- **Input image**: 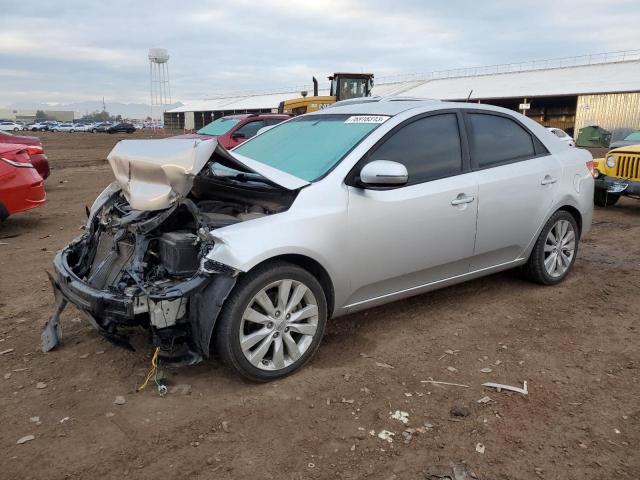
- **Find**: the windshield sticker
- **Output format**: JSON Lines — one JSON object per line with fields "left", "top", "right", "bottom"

{"left": 344, "top": 115, "right": 390, "bottom": 124}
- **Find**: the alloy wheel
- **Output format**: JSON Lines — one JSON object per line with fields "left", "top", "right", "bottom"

{"left": 543, "top": 219, "right": 575, "bottom": 278}
{"left": 239, "top": 279, "right": 319, "bottom": 371}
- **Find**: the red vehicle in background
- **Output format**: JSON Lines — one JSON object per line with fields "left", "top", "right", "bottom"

{"left": 0, "top": 131, "right": 50, "bottom": 180}
{"left": 173, "top": 113, "right": 290, "bottom": 149}
{"left": 0, "top": 143, "right": 46, "bottom": 221}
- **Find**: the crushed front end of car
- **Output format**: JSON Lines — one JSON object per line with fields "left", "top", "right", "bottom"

{"left": 42, "top": 138, "right": 298, "bottom": 364}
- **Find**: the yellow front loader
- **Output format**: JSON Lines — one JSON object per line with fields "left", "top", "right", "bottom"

{"left": 278, "top": 73, "right": 374, "bottom": 115}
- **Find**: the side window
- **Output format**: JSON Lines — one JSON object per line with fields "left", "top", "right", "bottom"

{"left": 467, "top": 113, "right": 536, "bottom": 168}
{"left": 368, "top": 113, "right": 462, "bottom": 185}
{"left": 234, "top": 120, "right": 266, "bottom": 139}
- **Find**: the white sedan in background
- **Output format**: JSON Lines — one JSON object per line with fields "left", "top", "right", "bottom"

{"left": 74, "top": 123, "right": 95, "bottom": 132}
{"left": 52, "top": 123, "right": 78, "bottom": 132}
{"left": 547, "top": 127, "right": 575, "bottom": 147}
{"left": 0, "top": 121, "right": 24, "bottom": 132}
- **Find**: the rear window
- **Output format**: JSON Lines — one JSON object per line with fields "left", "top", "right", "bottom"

{"left": 198, "top": 117, "right": 241, "bottom": 136}
{"left": 467, "top": 113, "right": 536, "bottom": 168}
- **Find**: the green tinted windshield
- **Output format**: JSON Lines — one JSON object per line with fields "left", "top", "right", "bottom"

{"left": 198, "top": 117, "right": 240, "bottom": 135}
{"left": 233, "top": 114, "right": 386, "bottom": 181}
{"left": 624, "top": 131, "right": 640, "bottom": 141}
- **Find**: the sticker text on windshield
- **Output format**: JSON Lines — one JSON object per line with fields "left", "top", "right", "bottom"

{"left": 344, "top": 115, "right": 390, "bottom": 124}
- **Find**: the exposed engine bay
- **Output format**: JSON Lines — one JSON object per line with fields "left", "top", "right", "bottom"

{"left": 42, "top": 138, "right": 299, "bottom": 364}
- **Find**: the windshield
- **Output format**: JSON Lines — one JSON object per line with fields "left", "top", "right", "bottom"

{"left": 233, "top": 114, "right": 386, "bottom": 181}
{"left": 624, "top": 131, "right": 640, "bottom": 141}
{"left": 198, "top": 117, "right": 241, "bottom": 136}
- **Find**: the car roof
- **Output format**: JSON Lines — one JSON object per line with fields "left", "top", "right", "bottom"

{"left": 313, "top": 97, "right": 441, "bottom": 116}
{"left": 312, "top": 96, "right": 544, "bottom": 121}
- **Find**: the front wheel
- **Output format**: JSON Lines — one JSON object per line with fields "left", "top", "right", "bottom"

{"left": 214, "top": 261, "right": 327, "bottom": 382}
{"left": 594, "top": 188, "right": 620, "bottom": 207}
{"left": 522, "top": 210, "right": 579, "bottom": 285}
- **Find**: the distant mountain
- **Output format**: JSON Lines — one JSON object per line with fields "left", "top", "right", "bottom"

{"left": 6, "top": 100, "right": 183, "bottom": 120}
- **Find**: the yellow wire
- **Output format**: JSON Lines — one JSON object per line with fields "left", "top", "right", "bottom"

{"left": 138, "top": 347, "right": 160, "bottom": 391}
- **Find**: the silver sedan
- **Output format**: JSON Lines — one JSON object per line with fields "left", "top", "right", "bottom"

{"left": 45, "top": 97, "right": 594, "bottom": 381}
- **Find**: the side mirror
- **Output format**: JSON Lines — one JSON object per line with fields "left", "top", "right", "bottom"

{"left": 359, "top": 160, "right": 408, "bottom": 187}
{"left": 231, "top": 131, "right": 246, "bottom": 139}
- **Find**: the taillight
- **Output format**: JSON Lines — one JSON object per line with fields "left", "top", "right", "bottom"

{"left": 586, "top": 160, "right": 595, "bottom": 177}
{"left": 26, "top": 145, "right": 43, "bottom": 155}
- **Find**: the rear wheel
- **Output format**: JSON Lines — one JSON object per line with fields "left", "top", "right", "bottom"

{"left": 215, "top": 261, "right": 327, "bottom": 382}
{"left": 523, "top": 210, "right": 579, "bottom": 285}
{"left": 594, "top": 188, "right": 620, "bottom": 207}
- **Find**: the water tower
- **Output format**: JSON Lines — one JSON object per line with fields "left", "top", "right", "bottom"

{"left": 148, "top": 48, "right": 171, "bottom": 123}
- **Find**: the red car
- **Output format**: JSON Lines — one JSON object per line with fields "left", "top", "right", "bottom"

{"left": 0, "top": 143, "right": 46, "bottom": 221}
{"left": 0, "top": 131, "right": 50, "bottom": 180}
{"left": 173, "top": 113, "right": 290, "bottom": 149}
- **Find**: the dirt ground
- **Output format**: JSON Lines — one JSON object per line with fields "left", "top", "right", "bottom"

{"left": 1, "top": 132, "right": 638, "bottom": 480}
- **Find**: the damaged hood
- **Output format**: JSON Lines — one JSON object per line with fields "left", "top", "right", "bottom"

{"left": 107, "top": 138, "right": 309, "bottom": 211}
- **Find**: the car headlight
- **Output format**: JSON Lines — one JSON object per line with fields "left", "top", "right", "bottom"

{"left": 606, "top": 155, "right": 616, "bottom": 168}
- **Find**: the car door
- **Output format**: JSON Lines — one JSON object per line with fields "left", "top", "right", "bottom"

{"left": 344, "top": 112, "right": 479, "bottom": 307}
{"left": 463, "top": 110, "right": 562, "bottom": 270}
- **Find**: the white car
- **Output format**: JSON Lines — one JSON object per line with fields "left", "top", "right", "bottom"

{"left": 0, "top": 121, "right": 24, "bottom": 132}
{"left": 74, "top": 123, "right": 95, "bottom": 132}
{"left": 52, "top": 123, "right": 78, "bottom": 132}
{"left": 547, "top": 127, "right": 575, "bottom": 147}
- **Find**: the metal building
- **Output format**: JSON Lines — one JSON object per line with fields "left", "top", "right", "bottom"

{"left": 166, "top": 50, "right": 640, "bottom": 140}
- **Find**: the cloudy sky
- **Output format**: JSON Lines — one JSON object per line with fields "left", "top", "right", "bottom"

{"left": 0, "top": 0, "right": 638, "bottom": 107}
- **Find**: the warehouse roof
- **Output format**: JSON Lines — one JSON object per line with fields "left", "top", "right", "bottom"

{"left": 167, "top": 51, "right": 640, "bottom": 114}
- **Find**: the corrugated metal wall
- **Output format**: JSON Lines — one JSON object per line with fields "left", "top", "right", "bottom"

{"left": 575, "top": 93, "right": 640, "bottom": 142}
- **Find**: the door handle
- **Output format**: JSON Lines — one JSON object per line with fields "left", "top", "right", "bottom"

{"left": 541, "top": 176, "right": 557, "bottom": 185}
{"left": 451, "top": 194, "right": 475, "bottom": 206}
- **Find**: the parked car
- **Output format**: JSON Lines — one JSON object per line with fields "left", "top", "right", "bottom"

{"left": 90, "top": 122, "right": 112, "bottom": 133}
{"left": 107, "top": 123, "right": 136, "bottom": 134}
{"left": 52, "top": 123, "right": 78, "bottom": 132}
{"left": 73, "top": 123, "right": 94, "bottom": 132}
{"left": 0, "top": 131, "right": 50, "bottom": 179}
{"left": 546, "top": 127, "right": 575, "bottom": 147}
{"left": 592, "top": 144, "right": 640, "bottom": 206}
{"left": 0, "top": 121, "right": 24, "bottom": 132}
{"left": 0, "top": 143, "right": 46, "bottom": 221}
{"left": 30, "top": 121, "right": 58, "bottom": 131}
{"left": 43, "top": 97, "right": 594, "bottom": 381}
{"left": 173, "top": 114, "right": 291, "bottom": 149}
{"left": 609, "top": 130, "right": 640, "bottom": 150}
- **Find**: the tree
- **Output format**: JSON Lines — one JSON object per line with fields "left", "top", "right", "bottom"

{"left": 35, "top": 110, "right": 53, "bottom": 121}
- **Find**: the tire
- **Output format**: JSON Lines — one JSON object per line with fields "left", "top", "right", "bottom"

{"left": 594, "top": 188, "right": 620, "bottom": 207}
{"left": 522, "top": 210, "right": 579, "bottom": 285}
{"left": 214, "top": 261, "right": 327, "bottom": 382}
{"left": 13, "top": 127, "right": 19, "bottom": 131}
{"left": 91, "top": 129, "right": 97, "bottom": 133}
